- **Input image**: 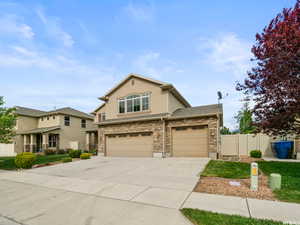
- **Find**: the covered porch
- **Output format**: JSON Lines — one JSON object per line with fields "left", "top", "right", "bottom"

{"left": 19, "top": 126, "right": 61, "bottom": 153}
{"left": 86, "top": 129, "right": 98, "bottom": 152}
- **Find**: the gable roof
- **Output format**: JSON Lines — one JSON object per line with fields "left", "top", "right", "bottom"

{"left": 96, "top": 73, "right": 191, "bottom": 110}
{"left": 15, "top": 106, "right": 46, "bottom": 117}
{"left": 15, "top": 106, "right": 93, "bottom": 120}
{"left": 40, "top": 107, "right": 93, "bottom": 120}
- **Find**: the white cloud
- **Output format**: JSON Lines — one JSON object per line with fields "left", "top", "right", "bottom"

{"left": 0, "top": 14, "right": 34, "bottom": 39}
{"left": 36, "top": 7, "right": 74, "bottom": 47}
{"left": 200, "top": 33, "right": 252, "bottom": 78}
{"left": 124, "top": 2, "right": 154, "bottom": 23}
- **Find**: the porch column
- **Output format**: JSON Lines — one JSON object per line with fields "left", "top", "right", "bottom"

{"left": 86, "top": 132, "right": 90, "bottom": 151}
{"left": 23, "top": 135, "right": 28, "bottom": 152}
{"left": 42, "top": 133, "right": 48, "bottom": 150}
{"left": 30, "top": 134, "right": 36, "bottom": 153}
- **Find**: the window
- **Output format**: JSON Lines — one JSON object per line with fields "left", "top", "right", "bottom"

{"left": 118, "top": 93, "right": 150, "bottom": 114}
{"left": 81, "top": 119, "right": 86, "bottom": 128}
{"left": 101, "top": 113, "right": 106, "bottom": 121}
{"left": 64, "top": 116, "right": 70, "bottom": 126}
{"left": 142, "top": 94, "right": 149, "bottom": 111}
{"left": 47, "top": 116, "right": 49, "bottom": 120}
{"left": 48, "top": 134, "right": 58, "bottom": 148}
{"left": 53, "top": 116, "right": 55, "bottom": 119}
{"left": 98, "top": 113, "right": 106, "bottom": 122}
{"left": 119, "top": 98, "right": 125, "bottom": 113}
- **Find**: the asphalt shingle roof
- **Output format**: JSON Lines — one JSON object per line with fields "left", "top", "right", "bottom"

{"left": 171, "top": 104, "right": 223, "bottom": 118}
{"left": 17, "top": 126, "right": 61, "bottom": 135}
{"left": 15, "top": 106, "right": 93, "bottom": 120}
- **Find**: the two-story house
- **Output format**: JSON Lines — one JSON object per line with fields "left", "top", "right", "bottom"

{"left": 87, "top": 74, "right": 223, "bottom": 158}
{"left": 14, "top": 107, "right": 94, "bottom": 153}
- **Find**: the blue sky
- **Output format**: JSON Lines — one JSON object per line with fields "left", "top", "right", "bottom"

{"left": 0, "top": 0, "right": 295, "bottom": 129}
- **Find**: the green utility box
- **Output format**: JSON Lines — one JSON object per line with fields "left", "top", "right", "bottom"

{"left": 269, "top": 173, "right": 281, "bottom": 190}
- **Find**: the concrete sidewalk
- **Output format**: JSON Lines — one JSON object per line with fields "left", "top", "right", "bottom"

{"left": 183, "top": 192, "right": 300, "bottom": 224}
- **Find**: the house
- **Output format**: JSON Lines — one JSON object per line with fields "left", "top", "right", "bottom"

{"left": 14, "top": 107, "right": 94, "bottom": 153}
{"left": 87, "top": 74, "right": 223, "bottom": 158}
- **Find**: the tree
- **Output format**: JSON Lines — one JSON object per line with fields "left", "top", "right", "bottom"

{"left": 235, "top": 102, "right": 256, "bottom": 134}
{"left": 237, "top": 1, "right": 300, "bottom": 136}
{"left": 220, "top": 126, "right": 231, "bottom": 135}
{"left": 0, "top": 97, "right": 16, "bottom": 143}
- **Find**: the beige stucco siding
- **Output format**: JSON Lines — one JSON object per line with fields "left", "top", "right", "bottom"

{"left": 59, "top": 115, "right": 93, "bottom": 149}
{"left": 95, "top": 105, "right": 106, "bottom": 123}
{"left": 38, "top": 115, "right": 60, "bottom": 128}
{"left": 168, "top": 92, "right": 186, "bottom": 113}
{"left": 16, "top": 116, "right": 38, "bottom": 132}
{"left": 103, "top": 77, "right": 168, "bottom": 120}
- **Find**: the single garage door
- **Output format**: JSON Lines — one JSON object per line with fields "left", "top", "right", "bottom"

{"left": 172, "top": 126, "right": 208, "bottom": 157}
{"left": 106, "top": 132, "right": 153, "bottom": 157}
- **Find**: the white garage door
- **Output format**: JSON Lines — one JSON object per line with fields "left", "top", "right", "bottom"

{"left": 106, "top": 132, "right": 153, "bottom": 157}
{"left": 172, "top": 126, "right": 208, "bottom": 157}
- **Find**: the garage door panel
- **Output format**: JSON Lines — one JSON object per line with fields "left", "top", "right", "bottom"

{"left": 172, "top": 127, "right": 208, "bottom": 157}
{"left": 106, "top": 134, "right": 153, "bottom": 157}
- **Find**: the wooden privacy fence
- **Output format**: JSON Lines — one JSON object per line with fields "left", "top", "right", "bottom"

{"left": 221, "top": 134, "right": 274, "bottom": 157}
{"left": 0, "top": 143, "right": 16, "bottom": 156}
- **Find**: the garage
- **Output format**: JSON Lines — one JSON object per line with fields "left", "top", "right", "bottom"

{"left": 172, "top": 126, "right": 208, "bottom": 157}
{"left": 106, "top": 132, "right": 153, "bottom": 157}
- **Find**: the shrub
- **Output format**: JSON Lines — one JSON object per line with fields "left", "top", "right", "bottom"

{"left": 14, "top": 152, "right": 36, "bottom": 169}
{"left": 80, "top": 153, "right": 91, "bottom": 160}
{"left": 69, "top": 149, "right": 82, "bottom": 158}
{"left": 57, "top": 149, "right": 66, "bottom": 154}
{"left": 44, "top": 149, "right": 56, "bottom": 155}
{"left": 250, "top": 150, "right": 262, "bottom": 158}
{"left": 89, "top": 149, "right": 97, "bottom": 155}
{"left": 62, "top": 157, "right": 72, "bottom": 163}
{"left": 0, "top": 160, "right": 4, "bottom": 167}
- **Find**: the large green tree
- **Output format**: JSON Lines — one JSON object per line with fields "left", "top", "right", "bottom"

{"left": 235, "top": 102, "right": 256, "bottom": 134}
{"left": 0, "top": 97, "right": 16, "bottom": 143}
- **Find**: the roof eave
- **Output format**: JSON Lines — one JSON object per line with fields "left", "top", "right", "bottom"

{"left": 160, "top": 84, "right": 191, "bottom": 107}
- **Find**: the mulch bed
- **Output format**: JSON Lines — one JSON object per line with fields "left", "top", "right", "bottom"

{"left": 194, "top": 175, "right": 276, "bottom": 201}
{"left": 32, "top": 158, "right": 80, "bottom": 168}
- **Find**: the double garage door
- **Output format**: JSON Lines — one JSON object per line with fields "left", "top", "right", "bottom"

{"left": 105, "top": 126, "right": 208, "bottom": 157}
{"left": 106, "top": 132, "right": 153, "bottom": 157}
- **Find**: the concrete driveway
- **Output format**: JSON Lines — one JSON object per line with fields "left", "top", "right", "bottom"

{"left": 0, "top": 157, "right": 209, "bottom": 225}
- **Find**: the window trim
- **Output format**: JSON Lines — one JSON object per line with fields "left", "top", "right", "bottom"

{"left": 64, "top": 116, "right": 70, "bottom": 126}
{"left": 48, "top": 134, "right": 58, "bottom": 148}
{"left": 118, "top": 93, "right": 150, "bottom": 114}
{"left": 81, "top": 119, "right": 86, "bottom": 128}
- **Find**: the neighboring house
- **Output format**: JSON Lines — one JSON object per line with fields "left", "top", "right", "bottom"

{"left": 14, "top": 107, "right": 94, "bottom": 153}
{"left": 87, "top": 74, "right": 223, "bottom": 158}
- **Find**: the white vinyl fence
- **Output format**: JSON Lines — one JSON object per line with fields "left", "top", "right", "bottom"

{"left": 221, "top": 134, "right": 277, "bottom": 157}
{"left": 0, "top": 143, "right": 16, "bottom": 156}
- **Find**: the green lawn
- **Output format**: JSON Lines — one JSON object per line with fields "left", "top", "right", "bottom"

{"left": 258, "top": 161, "right": 300, "bottom": 203}
{"left": 181, "top": 208, "right": 291, "bottom": 225}
{"left": 0, "top": 154, "right": 69, "bottom": 170}
{"left": 201, "top": 160, "right": 250, "bottom": 179}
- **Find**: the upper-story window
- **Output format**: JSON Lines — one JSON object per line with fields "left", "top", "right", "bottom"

{"left": 64, "top": 116, "right": 70, "bottom": 126}
{"left": 98, "top": 113, "right": 106, "bottom": 122}
{"left": 118, "top": 93, "right": 150, "bottom": 114}
{"left": 81, "top": 119, "right": 86, "bottom": 128}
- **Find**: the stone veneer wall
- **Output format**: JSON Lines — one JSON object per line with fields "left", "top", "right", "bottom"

{"left": 97, "top": 115, "right": 219, "bottom": 158}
